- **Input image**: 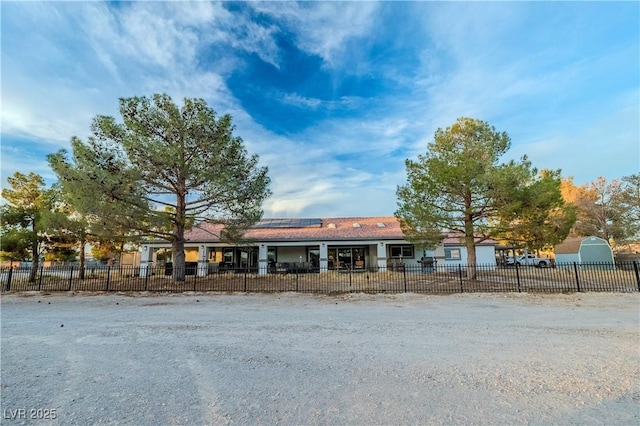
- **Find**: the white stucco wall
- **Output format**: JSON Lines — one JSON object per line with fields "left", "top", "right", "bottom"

{"left": 435, "top": 245, "right": 496, "bottom": 268}
{"left": 476, "top": 246, "right": 497, "bottom": 265}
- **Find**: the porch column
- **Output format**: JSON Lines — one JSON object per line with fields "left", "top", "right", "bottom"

{"left": 197, "top": 245, "right": 208, "bottom": 276}
{"left": 258, "top": 244, "right": 268, "bottom": 275}
{"left": 377, "top": 242, "right": 387, "bottom": 270}
{"left": 319, "top": 243, "right": 328, "bottom": 273}
{"left": 140, "top": 245, "right": 154, "bottom": 277}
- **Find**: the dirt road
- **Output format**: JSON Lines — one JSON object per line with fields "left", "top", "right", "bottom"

{"left": 1, "top": 292, "right": 638, "bottom": 425}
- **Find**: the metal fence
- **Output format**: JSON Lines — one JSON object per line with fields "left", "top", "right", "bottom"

{"left": 1, "top": 262, "right": 638, "bottom": 294}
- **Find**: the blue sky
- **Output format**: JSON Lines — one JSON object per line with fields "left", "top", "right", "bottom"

{"left": 2, "top": 1, "right": 638, "bottom": 218}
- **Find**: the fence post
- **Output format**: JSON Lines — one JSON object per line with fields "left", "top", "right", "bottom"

{"left": 403, "top": 264, "right": 407, "bottom": 293}
{"left": 144, "top": 268, "right": 149, "bottom": 291}
{"left": 633, "top": 261, "right": 640, "bottom": 292}
{"left": 106, "top": 266, "right": 111, "bottom": 291}
{"left": 68, "top": 266, "right": 74, "bottom": 291}
{"left": 244, "top": 269, "right": 248, "bottom": 292}
{"left": 296, "top": 270, "right": 299, "bottom": 292}
{"left": 573, "top": 262, "right": 581, "bottom": 292}
{"left": 458, "top": 265, "right": 464, "bottom": 293}
{"left": 6, "top": 267, "right": 13, "bottom": 291}
{"left": 38, "top": 266, "right": 43, "bottom": 291}
{"left": 515, "top": 262, "right": 521, "bottom": 293}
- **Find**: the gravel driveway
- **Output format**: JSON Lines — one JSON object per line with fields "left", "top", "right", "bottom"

{"left": 1, "top": 292, "right": 638, "bottom": 425}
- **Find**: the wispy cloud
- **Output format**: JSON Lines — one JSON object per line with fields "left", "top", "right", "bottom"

{"left": 249, "top": 2, "right": 380, "bottom": 67}
{"left": 1, "top": 1, "right": 637, "bottom": 218}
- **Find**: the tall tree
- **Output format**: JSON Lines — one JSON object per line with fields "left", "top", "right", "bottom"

{"left": 43, "top": 182, "right": 138, "bottom": 279}
{"left": 0, "top": 228, "right": 30, "bottom": 264}
{"left": 619, "top": 174, "right": 640, "bottom": 247}
{"left": 499, "top": 169, "right": 576, "bottom": 250}
{"left": 562, "top": 176, "right": 635, "bottom": 246}
{"left": 396, "top": 117, "right": 574, "bottom": 278}
{"left": 49, "top": 94, "right": 271, "bottom": 281}
{"left": 587, "top": 177, "right": 626, "bottom": 243}
{"left": 0, "top": 172, "right": 60, "bottom": 281}
{"left": 42, "top": 206, "right": 91, "bottom": 278}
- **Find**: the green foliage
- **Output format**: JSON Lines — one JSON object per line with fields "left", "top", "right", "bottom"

{"left": 0, "top": 227, "right": 30, "bottom": 261}
{"left": 49, "top": 94, "right": 271, "bottom": 281}
{"left": 499, "top": 169, "right": 576, "bottom": 250}
{"left": 0, "top": 172, "right": 60, "bottom": 280}
{"left": 396, "top": 117, "right": 574, "bottom": 272}
{"left": 90, "top": 241, "right": 123, "bottom": 262}
{"left": 44, "top": 245, "right": 77, "bottom": 262}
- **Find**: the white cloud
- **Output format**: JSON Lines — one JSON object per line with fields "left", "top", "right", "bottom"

{"left": 249, "top": 2, "right": 379, "bottom": 67}
{"left": 1, "top": 2, "right": 240, "bottom": 145}
{"left": 1, "top": 1, "right": 637, "bottom": 218}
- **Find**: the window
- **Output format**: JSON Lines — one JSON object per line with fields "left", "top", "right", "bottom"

{"left": 308, "top": 248, "right": 320, "bottom": 268}
{"left": 444, "top": 248, "right": 461, "bottom": 260}
{"left": 267, "top": 247, "right": 277, "bottom": 263}
{"left": 390, "top": 245, "right": 413, "bottom": 258}
{"left": 222, "top": 248, "right": 234, "bottom": 264}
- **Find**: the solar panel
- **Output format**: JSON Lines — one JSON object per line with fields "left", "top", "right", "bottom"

{"left": 254, "top": 218, "right": 322, "bottom": 228}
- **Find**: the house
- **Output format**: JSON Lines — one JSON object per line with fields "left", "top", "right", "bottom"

{"left": 139, "top": 217, "right": 497, "bottom": 276}
{"left": 554, "top": 236, "right": 615, "bottom": 267}
{"left": 431, "top": 233, "right": 499, "bottom": 267}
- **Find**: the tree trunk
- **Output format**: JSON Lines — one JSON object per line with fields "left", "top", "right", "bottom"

{"left": 464, "top": 192, "right": 477, "bottom": 281}
{"left": 465, "top": 237, "right": 477, "bottom": 281}
{"left": 79, "top": 240, "right": 86, "bottom": 280}
{"left": 28, "top": 239, "right": 39, "bottom": 283}
{"left": 172, "top": 190, "right": 187, "bottom": 282}
{"left": 172, "top": 238, "right": 186, "bottom": 282}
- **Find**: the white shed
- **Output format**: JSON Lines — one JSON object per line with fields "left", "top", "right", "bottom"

{"left": 554, "top": 236, "right": 615, "bottom": 267}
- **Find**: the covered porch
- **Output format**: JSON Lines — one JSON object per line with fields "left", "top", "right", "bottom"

{"left": 138, "top": 239, "right": 416, "bottom": 276}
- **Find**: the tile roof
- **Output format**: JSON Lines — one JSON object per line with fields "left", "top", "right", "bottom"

{"left": 184, "top": 216, "right": 405, "bottom": 242}
{"left": 182, "top": 217, "right": 497, "bottom": 245}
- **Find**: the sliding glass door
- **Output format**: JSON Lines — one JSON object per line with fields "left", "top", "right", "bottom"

{"left": 327, "top": 247, "right": 367, "bottom": 269}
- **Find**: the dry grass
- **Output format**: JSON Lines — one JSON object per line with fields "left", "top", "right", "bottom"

{"left": 1, "top": 267, "right": 637, "bottom": 294}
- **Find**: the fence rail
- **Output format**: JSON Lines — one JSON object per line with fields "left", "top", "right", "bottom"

{"left": 1, "top": 262, "right": 639, "bottom": 294}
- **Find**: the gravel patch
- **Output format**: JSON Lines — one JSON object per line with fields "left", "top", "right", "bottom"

{"left": 1, "top": 292, "right": 639, "bottom": 425}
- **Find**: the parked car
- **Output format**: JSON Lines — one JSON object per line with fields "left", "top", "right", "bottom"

{"left": 505, "top": 254, "right": 551, "bottom": 267}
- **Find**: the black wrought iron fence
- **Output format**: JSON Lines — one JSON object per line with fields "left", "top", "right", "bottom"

{"left": 1, "top": 261, "right": 638, "bottom": 294}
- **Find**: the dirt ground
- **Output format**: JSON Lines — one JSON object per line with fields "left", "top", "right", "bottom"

{"left": 1, "top": 291, "right": 639, "bottom": 425}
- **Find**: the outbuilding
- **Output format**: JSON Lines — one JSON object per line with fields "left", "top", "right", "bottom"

{"left": 554, "top": 236, "right": 615, "bottom": 267}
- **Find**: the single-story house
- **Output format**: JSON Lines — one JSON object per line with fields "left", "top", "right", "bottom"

{"left": 139, "top": 217, "right": 497, "bottom": 276}
{"left": 554, "top": 236, "right": 615, "bottom": 267}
